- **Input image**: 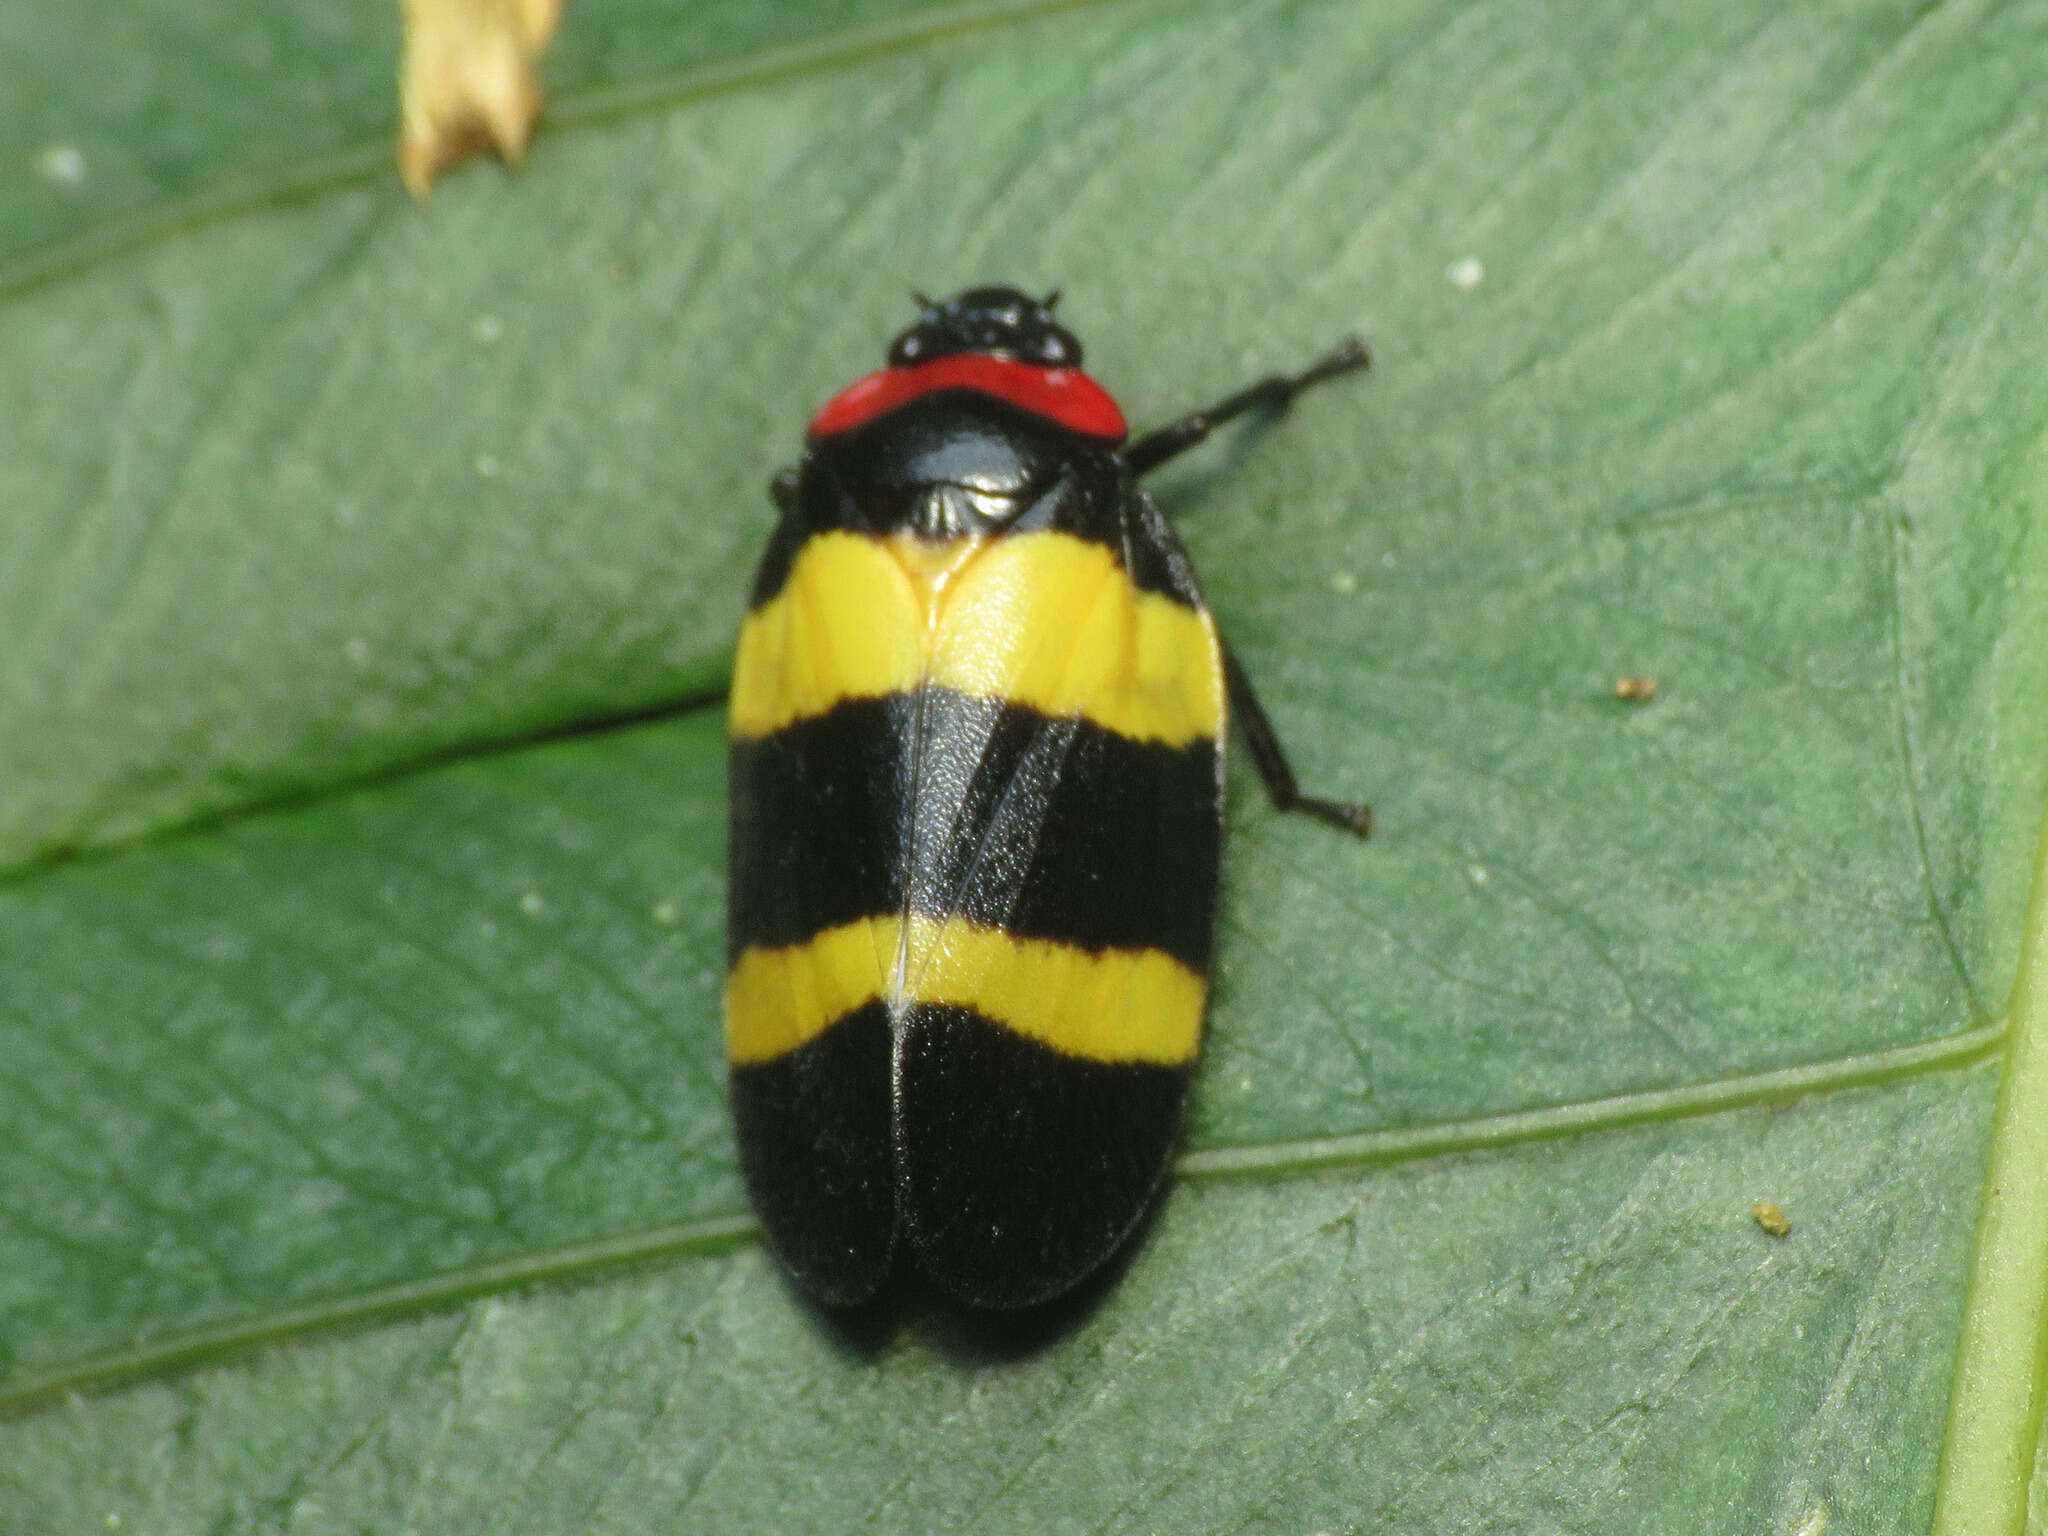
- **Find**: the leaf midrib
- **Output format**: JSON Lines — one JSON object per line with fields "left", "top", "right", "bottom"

{"left": 1933, "top": 793, "right": 2048, "bottom": 1535}
{"left": 0, "top": 1017, "right": 2002, "bottom": 1419}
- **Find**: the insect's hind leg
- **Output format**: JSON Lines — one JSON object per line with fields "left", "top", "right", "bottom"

{"left": 1127, "top": 336, "right": 1370, "bottom": 477}
{"left": 1224, "top": 646, "right": 1373, "bottom": 839}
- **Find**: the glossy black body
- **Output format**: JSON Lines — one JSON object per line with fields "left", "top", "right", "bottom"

{"left": 727, "top": 287, "right": 1372, "bottom": 1311}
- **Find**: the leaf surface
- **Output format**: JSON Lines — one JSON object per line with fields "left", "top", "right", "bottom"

{"left": 5, "top": 0, "right": 2048, "bottom": 1530}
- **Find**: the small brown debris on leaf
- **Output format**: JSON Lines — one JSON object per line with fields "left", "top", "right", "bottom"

{"left": 1751, "top": 1198, "right": 1791, "bottom": 1238}
{"left": 397, "top": 0, "right": 563, "bottom": 198}
{"left": 1613, "top": 675, "right": 1658, "bottom": 702}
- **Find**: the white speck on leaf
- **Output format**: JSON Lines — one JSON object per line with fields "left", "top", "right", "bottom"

{"left": 1446, "top": 255, "right": 1485, "bottom": 290}
{"left": 33, "top": 143, "right": 87, "bottom": 187}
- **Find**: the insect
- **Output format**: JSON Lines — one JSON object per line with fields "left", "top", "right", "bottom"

{"left": 726, "top": 286, "right": 1373, "bottom": 1309}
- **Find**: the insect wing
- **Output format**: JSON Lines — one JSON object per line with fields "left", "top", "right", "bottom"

{"left": 893, "top": 493, "right": 1225, "bottom": 1307}
{"left": 725, "top": 533, "right": 921, "bottom": 1305}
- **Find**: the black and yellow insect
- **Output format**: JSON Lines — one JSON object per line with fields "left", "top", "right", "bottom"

{"left": 727, "top": 286, "right": 1372, "bottom": 1309}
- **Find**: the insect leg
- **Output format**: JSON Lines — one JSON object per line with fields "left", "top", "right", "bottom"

{"left": 1223, "top": 645, "right": 1373, "bottom": 839}
{"left": 1127, "top": 336, "right": 1370, "bottom": 477}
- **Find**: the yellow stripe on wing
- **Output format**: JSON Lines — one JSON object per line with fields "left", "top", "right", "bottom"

{"left": 932, "top": 531, "right": 1223, "bottom": 747}
{"left": 729, "top": 531, "right": 1223, "bottom": 746}
{"left": 903, "top": 915, "right": 1205, "bottom": 1066}
{"left": 724, "top": 914, "right": 901, "bottom": 1067}
{"left": 729, "top": 532, "right": 927, "bottom": 740}
{"left": 725, "top": 914, "right": 1205, "bottom": 1068}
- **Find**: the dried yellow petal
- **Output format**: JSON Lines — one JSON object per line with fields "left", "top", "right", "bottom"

{"left": 397, "top": 0, "right": 563, "bottom": 198}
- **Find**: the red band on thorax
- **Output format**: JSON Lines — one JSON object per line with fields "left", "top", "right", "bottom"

{"left": 807, "top": 354, "right": 1128, "bottom": 441}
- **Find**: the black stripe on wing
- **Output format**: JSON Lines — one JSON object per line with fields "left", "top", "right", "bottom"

{"left": 905, "top": 690, "right": 1221, "bottom": 971}
{"left": 897, "top": 1002, "right": 1189, "bottom": 1308}
{"left": 729, "top": 690, "right": 1220, "bottom": 970}
{"left": 727, "top": 697, "right": 910, "bottom": 963}
{"left": 728, "top": 999, "right": 897, "bottom": 1306}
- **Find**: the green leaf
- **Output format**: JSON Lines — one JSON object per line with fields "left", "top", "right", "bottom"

{"left": 5, "top": 0, "right": 2048, "bottom": 1529}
